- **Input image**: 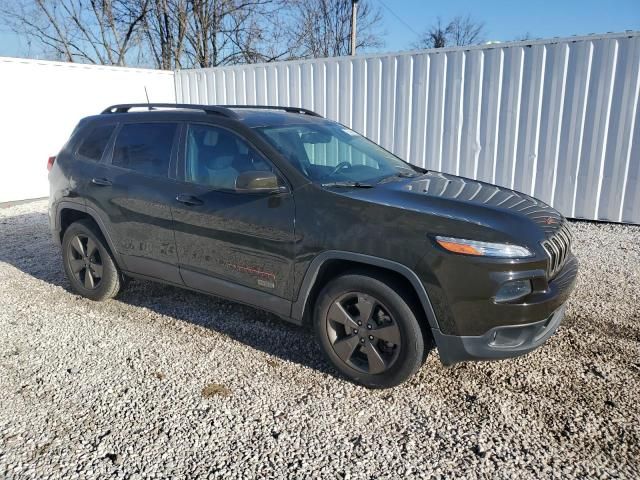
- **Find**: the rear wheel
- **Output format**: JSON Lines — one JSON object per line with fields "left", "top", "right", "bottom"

{"left": 62, "top": 220, "right": 121, "bottom": 301}
{"left": 314, "top": 273, "right": 426, "bottom": 388}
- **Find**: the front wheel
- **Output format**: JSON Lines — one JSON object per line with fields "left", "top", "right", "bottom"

{"left": 314, "top": 273, "right": 426, "bottom": 388}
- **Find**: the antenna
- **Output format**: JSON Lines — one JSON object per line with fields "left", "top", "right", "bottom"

{"left": 144, "top": 86, "right": 151, "bottom": 110}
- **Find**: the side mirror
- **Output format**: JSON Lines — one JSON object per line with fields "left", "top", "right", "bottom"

{"left": 235, "top": 171, "right": 284, "bottom": 193}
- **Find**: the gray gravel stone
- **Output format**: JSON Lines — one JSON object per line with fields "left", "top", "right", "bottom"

{"left": 0, "top": 199, "right": 639, "bottom": 479}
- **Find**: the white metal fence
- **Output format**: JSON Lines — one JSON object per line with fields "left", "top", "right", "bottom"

{"left": 2, "top": 33, "right": 639, "bottom": 224}
{"left": 175, "top": 32, "right": 640, "bottom": 224}
{"left": 0, "top": 57, "right": 175, "bottom": 203}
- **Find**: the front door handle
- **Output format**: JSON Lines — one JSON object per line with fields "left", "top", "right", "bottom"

{"left": 176, "top": 194, "right": 203, "bottom": 206}
{"left": 91, "top": 178, "right": 112, "bottom": 186}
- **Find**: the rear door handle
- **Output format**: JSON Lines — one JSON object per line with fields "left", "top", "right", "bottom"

{"left": 91, "top": 178, "right": 112, "bottom": 186}
{"left": 175, "top": 193, "right": 203, "bottom": 206}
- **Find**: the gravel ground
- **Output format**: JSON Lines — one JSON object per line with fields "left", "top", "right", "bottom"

{"left": 0, "top": 199, "right": 639, "bottom": 479}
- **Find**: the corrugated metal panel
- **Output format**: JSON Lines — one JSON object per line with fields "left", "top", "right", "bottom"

{"left": 175, "top": 32, "right": 640, "bottom": 224}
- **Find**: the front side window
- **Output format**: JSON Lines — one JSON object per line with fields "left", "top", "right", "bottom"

{"left": 256, "top": 121, "right": 420, "bottom": 184}
{"left": 185, "top": 124, "right": 273, "bottom": 190}
{"left": 254, "top": 122, "right": 420, "bottom": 185}
{"left": 76, "top": 124, "right": 115, "bottom": 161}
{"left": 112, "top": 123, "right": 177, "bottom": 177}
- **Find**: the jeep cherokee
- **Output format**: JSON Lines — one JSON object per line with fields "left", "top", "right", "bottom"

{"left": 48, "top": 103, "right": 578, "bottom": 388}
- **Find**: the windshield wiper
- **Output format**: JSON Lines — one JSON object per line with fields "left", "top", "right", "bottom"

{"left": 321, "top": 181, "right": 374, "bottom": 188}
{"left": 376, "top": 171, "right": 421, "bottom": 184}
{"left": 396, "top": 170, "right": 421, "bottom": 177}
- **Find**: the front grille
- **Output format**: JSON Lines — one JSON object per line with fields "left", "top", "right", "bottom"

{"left": 541, "top": 223, "right": 572, "bottom": 279}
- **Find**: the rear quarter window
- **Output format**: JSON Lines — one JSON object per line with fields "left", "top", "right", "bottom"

{"left": 76, "top": 124, "right": 116, "bottom": 161}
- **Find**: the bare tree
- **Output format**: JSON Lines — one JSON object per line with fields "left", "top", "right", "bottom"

{"left": 224, "top": 2, "right": 293, "bottom": 64}
{"left": 1, "top": 0, "right": 149, "bottom": 65}
{"left": 414, "top": 14, "right": 485, "bottom": 49}
{"left": 447, "top": 15, "right": 484, "bottom": 46}
{"left": 288, "top": 0, "right": 384, "bottom": 58}
{"left": 183, "top": 0, "right": 288, "bottom": 68}
{"left": 1, "top": 0, "right": 384, "bottom": 67}
{"left": 141, "top": 0, "right": 188, "bottom": 69}
{"left": 138, "top": 0, "right": 291, "bottom": 69}
{"left": 414, "top": 17, "right": 449, "bottom": 49}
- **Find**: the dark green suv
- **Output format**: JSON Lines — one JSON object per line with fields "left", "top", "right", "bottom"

{"left": 48, "top": 104, "right": 578, "bottom": 388}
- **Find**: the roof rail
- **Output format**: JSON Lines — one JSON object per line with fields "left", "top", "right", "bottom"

{"left": 222, "top": 105, "right": 323, "bottom": 117}
{"left": 101, "top": 103, "right": 239, "bottom": 118}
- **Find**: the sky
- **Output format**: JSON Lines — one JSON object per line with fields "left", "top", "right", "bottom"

{"left": 0, "top": 0, "right": 639, "bottom": 60}
{"left": 376, "top": 0, "right": 640, "bottom": 53}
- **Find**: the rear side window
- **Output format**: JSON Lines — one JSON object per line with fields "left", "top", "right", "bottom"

{"left": 112, "top": 123, "right": 177, "bottom": 177}
{"left": 76, "top": 124, "right": 115, "bottom": 161}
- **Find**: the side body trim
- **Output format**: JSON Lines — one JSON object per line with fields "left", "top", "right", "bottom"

{"left": 180, "top": 269, "right": 292, "bottom": 318}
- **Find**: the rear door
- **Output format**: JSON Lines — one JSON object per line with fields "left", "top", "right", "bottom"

{"left": 86, "top": 121, "right": 183, "bottom": 284}
{"left": 170, "top": 122, "right": 296, "bottom": 316}
{"left": 68, "top": 121, "right": 118, "bottom": 209}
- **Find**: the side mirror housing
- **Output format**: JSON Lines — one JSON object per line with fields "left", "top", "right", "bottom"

{"left": 235, "top": 171, "right": 284, "bottom": 193}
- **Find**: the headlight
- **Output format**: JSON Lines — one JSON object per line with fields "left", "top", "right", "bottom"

{"left": 435, "top": 236, "right": 533, "bottom": 258}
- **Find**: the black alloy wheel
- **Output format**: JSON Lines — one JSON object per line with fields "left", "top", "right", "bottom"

{"left": 314, "top": 273, "right": 427, "bottom": 388}
{"left": 325, "top": 292, "right": 402, "bottom": 374}
{"left": 62, "top": 220, "right": 122, "bottom": 301}
{"left": 67, "top": 234, "right": 103, "bottom": 290}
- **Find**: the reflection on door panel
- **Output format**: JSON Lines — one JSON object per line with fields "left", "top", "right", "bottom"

{"left": 110, "top": 194, "right": 176, "bottom": 260}
{"left": 173, "top": 185, "right": 296, "bottom": 298}
{"left": 104, "top": 122, "right": 181, "bottom": 281}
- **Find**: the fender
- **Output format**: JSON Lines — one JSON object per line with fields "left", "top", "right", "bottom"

{"left": 290, "top": 250, "right": 439, "bottom": 330}
{"left": 54, "top": 200, "right": 126, "bottom": 270}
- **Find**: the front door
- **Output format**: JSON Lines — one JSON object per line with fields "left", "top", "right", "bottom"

{"left": 171, "top": 122, "right": 296, "bottom": 316}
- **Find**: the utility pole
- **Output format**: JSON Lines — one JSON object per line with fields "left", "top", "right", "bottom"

{"left": 350, "top": 0, "right": 359, "bottom": 56}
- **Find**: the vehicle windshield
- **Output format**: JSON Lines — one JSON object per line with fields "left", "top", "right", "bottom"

{"left": 254, "top": 122, "right": 421, "bottom": 185}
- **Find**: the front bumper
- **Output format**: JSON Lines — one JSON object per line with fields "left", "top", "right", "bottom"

{"left": 433, "top": 305, "right": 565, "bottom": 365}
{"left": 429, "top": 254, "right": 578, "bottom": 365}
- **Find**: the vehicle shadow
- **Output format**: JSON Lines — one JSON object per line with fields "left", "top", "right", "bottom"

{"left": 0, "top": 209, "right": 334, "bottom": 378}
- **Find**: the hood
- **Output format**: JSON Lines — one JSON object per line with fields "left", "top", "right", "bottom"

{"left": 337, "top": 171, "right": 565, "bottom": 242}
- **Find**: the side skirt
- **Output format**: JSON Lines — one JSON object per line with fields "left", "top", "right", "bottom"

{"left": 122, "top": 269, "right": 296, "bottom": 324}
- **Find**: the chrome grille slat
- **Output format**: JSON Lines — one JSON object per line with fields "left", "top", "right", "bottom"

{"left": 557, "top": 228, "right": 569, "bottom": 245}
{"left": 552, "top": 237, "right": 564, "bottom": 266}
{"left": 550, "top": 239, "right": 561, "bottom": 272}
{"left": 541, "top": 222, "right": 572, "bottom": 279}
{"left": 559, "top": 228, "right": 571, "bottom": 250}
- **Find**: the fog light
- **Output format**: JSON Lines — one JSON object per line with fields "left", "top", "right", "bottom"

{"left": 495, "top": 279, "right": 532, "bottom": 303}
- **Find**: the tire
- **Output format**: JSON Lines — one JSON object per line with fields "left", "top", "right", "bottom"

{"left": 314, "top": 272, "right": 426, "bottom": 388}
{"left": 62, "top": 219, "right": 121, "bottom": 301}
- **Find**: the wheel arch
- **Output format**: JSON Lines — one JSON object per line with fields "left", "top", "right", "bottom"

{"left": 56, "top": 202, "right": 123, "bottom": 268}
{"left": 292, "top": 251, "right": 439, "bottom": 331}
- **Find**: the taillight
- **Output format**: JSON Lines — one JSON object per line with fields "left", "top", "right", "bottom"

{"left": 47, "top": 156, "right": 56, "bottom": 171}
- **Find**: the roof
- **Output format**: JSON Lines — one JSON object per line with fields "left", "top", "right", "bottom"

{"left": 229, "top": 107, "right": 330, "bottom": 127}
{"left": 99, "top": 103, "right": 328, "bottom": 127}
